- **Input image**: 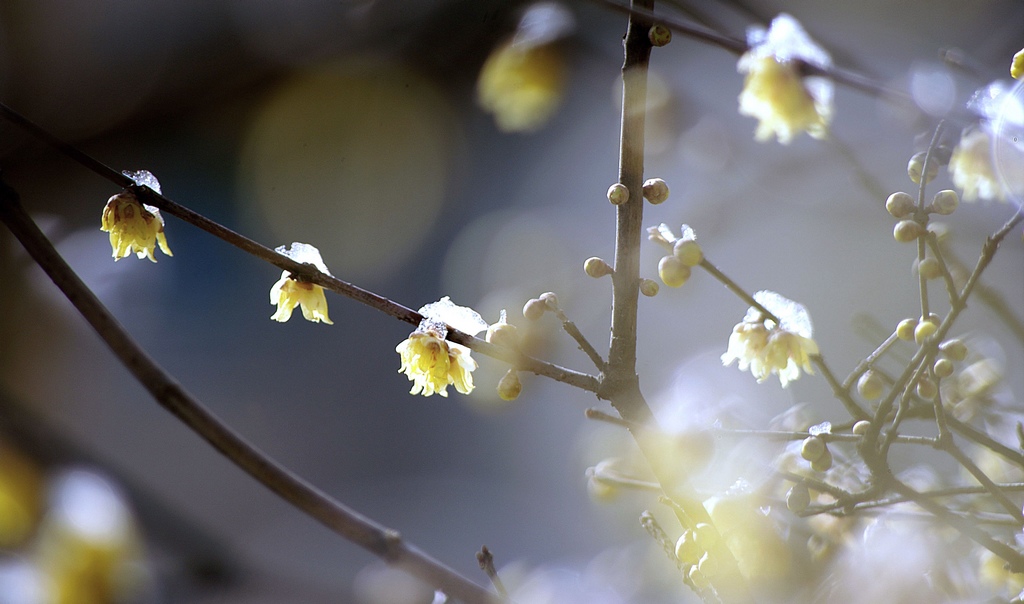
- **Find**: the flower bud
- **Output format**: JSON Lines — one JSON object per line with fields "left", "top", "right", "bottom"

{"left": 674, "top": 530, "right": 701, "bottom": 565}
{"left": 917, "top": 257, "right": 942, "bottom": 280}
{"left": 933, "top": 358, "right": 954, "bottom": 378}
{"left": 648, "top": 25, "right": 672, "bottom": 47}
{"left": 939, "top": 338, "right": 968, "bottom": 361}
{"left": 523, "top": 298, "right": 546, "bottom": 320}
{"left": 584, "top": 256, "right": 613, "bottom": 278}
{"left": 852, "top": 420, "right": 872, "bottom": 436}
{"left": 914, "top": 318, "right": 938, "bottom": 344}
{"left": 896, "top": 318, "right": 918, "bottom": 341}
{"left": 673, "top": 239, "right": 703, "bottom": 267}
{"left": 916, "top": 377, "right": 937, "bottom": 400}
{"left": 658, "top": 255, "right": 691, "bottom": 287}
{"left": 639, "top": 278, "right": 660, "bottom": 297}
{"left": 929, "top": 189, "right": 959, "bottom": 215}
{"left": 810, "top": 447, "right": 833, "bottom": 472}
{"left": 642, "top": 178, "right": 669, "bottom": 204}
{"left": 697, "top": 552, "right": 721, "bottom": 580}
{"left": 539, "top": 292, "right": 559, "bottom": 311}
{"left": 907, "top": 151, "right": 939, "bottom": 184}
{"left": 800, "top": 436, "right": 826, "bottom": 462}
{"left": 894, "top": 220, "right": 925, "bottom": 242}
{"left": 693, "top": 522, "right": 720, "bottom": 549}
{"left": 486, "top": 321, "right": 519, "bottom": 349}
{"left": 688, "top": 565, "right": 710, "bottom": 589}
{"left": 496, "top": 368, "right": 522, "bottom": 401}
{"left": 786, "top": 484, "right": 811, "bottom": 513}
{"left": 857, "top": 370, "right": 884, "bottom": 400}
{"left": 885, "top": 192, "right": 916, "bottom": 218}
{"left": 607, "top": 183, "right": 629, "bottom": 205}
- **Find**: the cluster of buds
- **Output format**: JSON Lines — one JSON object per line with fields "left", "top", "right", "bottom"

{"left": 647, "top": 223, "right": 703, "bottom": 288}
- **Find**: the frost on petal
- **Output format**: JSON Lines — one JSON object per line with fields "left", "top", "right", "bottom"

{"left": 745, "top": 13, "right": 831, "bottom": 69}
{"left": 419, "top": 296, "right": 487, "bottom": 336}
{"left": 647, "top": 223, "right": 677, "bottom": 250}
{"left": 512, "top": 2, "right": 575, "bottom": 49}
{"left": 808, "top": 421, "right": 832, "bottom": 436}
{"left": 275, "top": 242, "right": 332, "bottom": 275}
{"left": 122, "top": 170, "right": 162, "bottom": 195}
{"left": 679, "top": 224, "right": 697, "bottom": 242}
{"left": 753, "top": 290, "right": 813, "bottom": 339}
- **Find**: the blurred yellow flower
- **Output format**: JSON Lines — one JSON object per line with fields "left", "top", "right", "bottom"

{"left": 99, "top": 190, "right": 172, "bottom": 262}
{"left": 269, "top": 242, "right": 333, "bottom": 324}
{"left": 477, "top": 39, "right": 566, "bottom": 133}
{"left": 722, "top": 291, "right": 818, "bottom": 387}
{"left": 949, "top": 128, "right": 1010, "bottom": 202}
{"left": 1011, "top": 48, "right": 1023, "bottom": 80}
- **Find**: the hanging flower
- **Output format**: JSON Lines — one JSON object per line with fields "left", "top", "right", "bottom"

{"left": 722, "top": 291, "right": 818, "bottom": 387}
{"left": 737, "top": 14, "right": 833, "bottom": 144}
{"left": 100, "top": 190, "right": 172, "bottom": 262}
{"left": 397, "top": 297, "right": 487, "bottom": 397}
{"left": 1011, "top": 48, "right": 1023, "bottom": 80}
{"left": 269, "top": 243, "right": 333, "bottom": 324}
{"left": 950, "top": 82, "right": 1024, "bottom": 203}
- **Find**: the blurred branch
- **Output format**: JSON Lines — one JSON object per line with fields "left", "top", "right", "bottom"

{"left": 0, "top": 183, "right": 498, "bottom": 604}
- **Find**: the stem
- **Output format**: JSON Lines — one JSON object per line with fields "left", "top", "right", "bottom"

{"left": 552, "top": 307, "right": 606, "bottom": 371}
{"left": 0, "top": 184, "right": 497, "bottom": 604}
{"left": 698, "top": 258, "right": 779, "bottom": 324}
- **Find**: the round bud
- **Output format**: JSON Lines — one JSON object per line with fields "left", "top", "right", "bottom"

{"left": 894, "top": 220, "right": 925, "bottom": 243}
{"left": 648, "top": 25, "right": 672, "bottom": 47}
{"left": 939, "top": 338, "right": 967, "bottom": 361}
{"left": 674, "top": 530, "right": 701, "bottom": 565}
{"left": 907, "top": 151, "right": 939, "bottom": 184}
{"left": 885, "top": 192, "right": 916, "bottom": 219}
{"left": 786, "top": 484, "right": 811, "bottom": 514}
{"left": 918, "top": 257, "right": 942, "bottom": 280}
{"left": 933, "top": 358, "right": 954, "bottom": 378}
{"left": 642, "top": 178, "right": 670, "bottom": 204}
{"left": 697, "top": 552, "right": 721, "bottom": 580}
{"left": 800, "top": 436, "right": 826, "bottom": 462}
{"left": 496, "top": 369, "right": 522, "bottom": 401}
{"left": 896, "top": 318, "right": 918, "bottom": 341}
{"left": 852, "top": 420, "right": 872, "bottom": 436}
{"left": 692, "top": 523, "right": 720, "bottom": 549}
{"left": 857, "top": 370, "right": 884, "bottom": 400}
{"left": 916, "top": 377, "right": 937, "bottom": 400}
{"left": 486, "top": 322, "right": 519, "bottom": 349}
{"left": 810, "top": 447, "right": 833, "bottom": 472}
{"left": 539, "top": 292, "right": 559, "bottom": 311}
{"left": 688, "top": 565, "right": 709, "bottom": 589}
{"left": 914, "top": 318, "right": 938, "bottom": 344}
{"left": 639, "top": 278, "right": 660, "bottom": 297}
{"left": 930, "top": 189, "right": 959, "bottom": 215}
{"left": 607, "top": 183, "right": 629, "bottom": 205}
{"left": 523, "top": 298, "right": 546, "bottom": 321}
{"left": 673, "top": 239, "right": 704, "bottom": 267}
{"left": 584, "top": 256, "right": 613, "bottom": 278}
{"left": 658, "top": 255, "right": 691, "bottom": 288}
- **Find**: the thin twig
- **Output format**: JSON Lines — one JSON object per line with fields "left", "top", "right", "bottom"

{"left": 811, "top": 354, "right": 870, "bottom": 421}
{"left": 0, "top": 184, "right": 497, "bottom": 604}
{"left": 698, "top": 258, "right": 779, "bottom": 324}
{"left": 552, "top": 307, "right": 607, "bottom": 371}
{"left": 585, "top": 407, "right": 639, "bottom": 430}
{"left": 841, "top": 330, "right": 900, "bottom": 391}
{"left": 475, "top": 546, "right": 508, "bottom": 599}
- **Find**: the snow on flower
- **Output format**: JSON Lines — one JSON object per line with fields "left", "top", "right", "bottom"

{"left": 397, "top": 297, "right": 487, "bottom": 397}
{"left": 100, "top": 190, "right": 172, "bottom": 262}
{"left": 269, "top": 242, "right": 333, "bottom": 324}
{"left": 722, "top": 290, "right": 818, "bottom": 387}
{"left": 949, "top": 82, "right": 1024, "bottom": 203}
{"left": 737, "top": 14, "right": 833, "bottom": 144}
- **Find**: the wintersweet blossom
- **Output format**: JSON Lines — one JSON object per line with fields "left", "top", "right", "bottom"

{"left": 722, "top": 291, "right": 818, "bottom": 387}
{"left": 396, "top": 297, "right": 487, "bottom": 397}
{"left": 100, "top": 191, "right": 172, "bottom": 262}
{"left": 949, "top": 127, "right": 1020, "bottom": 202}
{"left": 269, "top": 243, "right": 333, "bottom": 324}
{"left": 737, "top": 14, "right": 833, "bottom": 144}
{"left": 1012, "top": 48, "right": 1023, "bottom": 80}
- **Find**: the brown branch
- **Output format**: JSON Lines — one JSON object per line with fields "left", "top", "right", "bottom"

{"left": 0, "top": 183, "right": 498, "bottom": 604}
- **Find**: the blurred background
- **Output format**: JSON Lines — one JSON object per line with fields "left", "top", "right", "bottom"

{"left": 0, "top": 0, "right": 1021, "bottom": 602}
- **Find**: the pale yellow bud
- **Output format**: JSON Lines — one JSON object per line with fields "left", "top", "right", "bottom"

{"left": 539, "top": 291, "right": 559, "bottom": 311}
{"left": 658, "top": 255, "right": 691, "bottom": 287}
{"left": 687, "top": 565, "right": 710, "bottom": 589}
{"left": 810, "top": 447, "right": 833, "bottom": 472}
{"left": 642, "top": 178, "right": 670, "bottom": 204}
{"left": 786, "top": 484, "right": 810, "bottom": 513}
{"left": 496, "top": 369, "right": 522, "bottom": 401}
{"left": 933, "top": 358, "right": 954, "bottom": 378}
{"left": 908, "top": 151, "right": 939, "bottom": 184}
{"left": 693, "top": 522, "right": 720, "bottom": 549}
{"left": 639, "top": 278, "right": 660, "bottom": 297}
{"left": 584, "top": 256, "right": 613, "bottom": 278}
{"left": 523, "top": 298, "right": 546, "bottom": 320}
{"left": 800, "top": 436, "right": 826, "bottom": 462}
{"left": 939, "top": 338, "right": 967, "bottom": 361}
{"left": 852, "top": 420, "right": 872, "bottom": 436}
{"left": 885, "top": 192, "right": 916, "bottom": 218}
{"left": 607, "top": 183, "right": 629, "bottom": 205}
{"left": 857, "top": 370, "right": 884, "bottom": 400}
{"left": 917, "top": 257, "right": 942, "bottom": 280}
{"left": 486, "top": 322, "right": 519, "bottom": 349}
{"left": 674, "top": 530, "right": 701, "bottom": 565}
{"left": 894, "top": 220, "right": 925, "bottom": 242}
{"left": 896, "top": 318, "right": 918, "bottom": 341}
{"left": 914, "top": 318, "right": 938, "bottom": 344}
{"left": 916, "top": 377, "right": 937, "bottom": 400}
{"left": 648, "top": 25, "right": 672, "bottom": 47}
{"left": 929, "top": 189, "right": 959, "bottom": 215}
{"left": 697, "top": 552, "right": 722, "bottom": 580}
{"left": 673, "top": 239, "right": 703, "bottom": 267}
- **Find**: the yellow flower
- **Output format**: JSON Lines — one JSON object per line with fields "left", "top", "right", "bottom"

{"left": 722, "top": 291, "right": 818, "bottom": 387}
{"left": 1011, "top": 48, "right": 1024, "bottom": 80}
{"left": 737, "top": 14, "right": 832, "bottom": 144}
{"left": 269, "top": 242, "right": 333, "bottom": 324}
{"left": 99, "top": 191, "right": 172, "bottom": 262}
{"left": 396, "top": 297, "right": 486, "bottom": 397}
{"left": 949, "top": 128, "right": 1015, "bottom": 202}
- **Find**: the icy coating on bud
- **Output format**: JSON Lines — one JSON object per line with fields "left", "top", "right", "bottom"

{"left": 606, "top": 182, "right": 629, "bottom": 205}
{"left": 496, "top": 368, "right": 522, "bottom": 401}
{"left": 721, "top": 290, "right": 818, "bottom": 387}
{"left": 269, "top": 243, "right": 334, "bottom": 324}
{"left": 737, "top": 14, "right": 833, "bottom": 144}
{"left": 885, "top": 192, "right": 916, "bottom": 219}
{"left": 100, "top": 190, "right": 173, "bottom": 262}
{"left": 584, "top": 257, "right": 613, "bottom": 278}
{"left": 642, "top": 178, "right": 670, "bottom": 204}
{"left": 396, "top": 297, "right": 485, "bottom": 397}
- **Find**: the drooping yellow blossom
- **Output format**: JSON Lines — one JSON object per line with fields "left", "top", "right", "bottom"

{"left": 477, "top": 3, "right": 571, "bottom": 132}
{"left": 99, "top": 191, "right": 172, "bottom": 262}
{"left": 269, "top": 242, "right": 333, "bottom": 324}
{"left": 1011, "top": 48, "right": 1024, "bottom": 80}
{"left": 396, "top": 297, "right": 487, "bottom": 398}
{"left": 737, "top": 13, "right": 833, "bottom": 144}
{"left": 949, "top": 128, "right": 1016, "bottom": 202}
{"left": 722, "top": 290, "right": 818, "bottom": 387}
